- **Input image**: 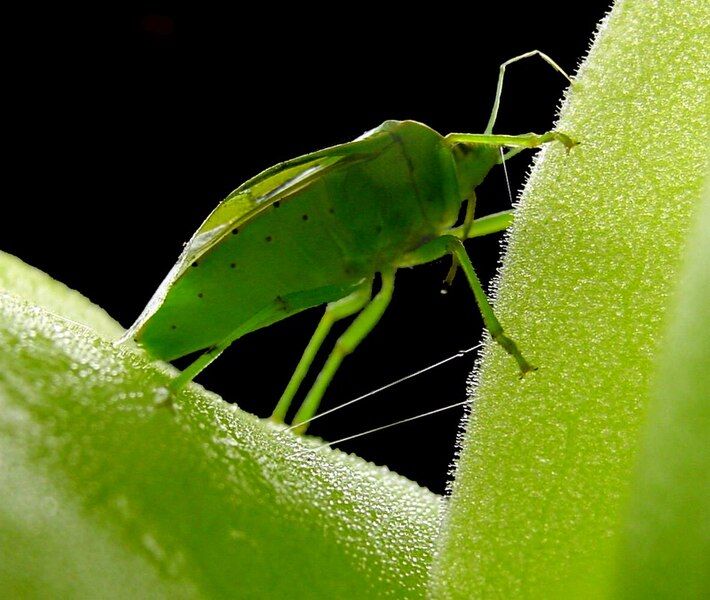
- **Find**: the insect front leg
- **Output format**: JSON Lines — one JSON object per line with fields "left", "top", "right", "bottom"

{"left": 446, "top": 131, "right": 579, "bottom": 153}
{"left": 290, "top": 270, "right": 395, "bottom": 433}
{"left": 271, "top": 279, "right": 374, "bottom": 423}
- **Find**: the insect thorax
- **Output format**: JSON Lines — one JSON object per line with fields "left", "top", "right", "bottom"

{"left": 448, "top": 141, "right": 501, "bottom": 200}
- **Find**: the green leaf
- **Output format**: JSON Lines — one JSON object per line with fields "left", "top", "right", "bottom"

{"left": 430, "top": 0, "right": 708, "bottom": 597}
{"left": 0, "top": 252, "right": 123, "bottom": 339}
{"left": 0, "top": 252, "right": 441, "bottom": 599}
{"left": 613, "top": 172, "right": 710, "bottom": 598}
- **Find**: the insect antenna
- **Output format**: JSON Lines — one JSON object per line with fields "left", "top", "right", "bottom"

{"left": 296, "top": 398, "right": 473, "bottom": 455}
{"left": 500, "top": 147, "right": 514, "bottom": 206}
{"left": 286, "top": 343, "right": 481, "bottom": 433}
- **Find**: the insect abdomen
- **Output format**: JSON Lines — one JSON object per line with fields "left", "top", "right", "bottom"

{"left": 134, "top": 121, "right": 461, "bottom": 361}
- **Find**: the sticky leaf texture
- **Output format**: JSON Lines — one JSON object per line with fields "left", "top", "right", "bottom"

{"left": 614, "top": 172, "right": 710, "bottom": 598}
{"left": 0, "top": 252, "right": 441, "bottom": 599}
{"left": 431, "top": 0, "right": 708, "bottom": 597}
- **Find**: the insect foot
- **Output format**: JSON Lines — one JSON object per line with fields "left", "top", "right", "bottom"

{"left": 494, "top": 332, "right": 537, "bottom": 378}
{"left": 518, "top": 362, "right": 539, "bottom": 379}
{"left": 555, "top": 132, "right": 580, "bottom": 154}
{"left": 153, "top": 386, "right": 176, "bottom": 413}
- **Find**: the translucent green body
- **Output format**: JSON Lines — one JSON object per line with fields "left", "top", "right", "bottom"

{"left": 127, "top": 120, "right": 497, "bottom": 360}
{"left": 123, "top": 51, "right": 577, "bottom": 426}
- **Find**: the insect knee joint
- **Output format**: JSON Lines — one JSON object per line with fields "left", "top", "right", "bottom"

{"left": 334, "top": 339, "right": 355, "bottom": 357}
{"left": 447, "top": 233, "right": 466, "bottom": 246}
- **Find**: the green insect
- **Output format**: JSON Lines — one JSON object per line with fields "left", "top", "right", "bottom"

{"left": 123, "top": 51, "right": 578, "bottom": 431}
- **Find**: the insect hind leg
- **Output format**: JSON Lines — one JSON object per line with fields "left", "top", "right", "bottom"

{"left": 168, "top": 303, "right": 285, "bottom": 394}
{"left": 271, "top": 279, "right": 373, "bottom": 423}
{"left": 290, "top": 270, "right": 395, "bottom": 433}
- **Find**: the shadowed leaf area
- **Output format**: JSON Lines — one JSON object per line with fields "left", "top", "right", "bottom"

{"left": 431, "top": 0, "right": 708, "bottom": 598}
{"left": 0, "top": 252, "right": 441, "bottom": 599}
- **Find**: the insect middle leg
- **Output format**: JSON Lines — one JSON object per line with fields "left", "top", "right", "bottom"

{"left": 449, "top": 210, "right": 514, "bottom": 240}
{"left": 445, "top": 191, "right": 478, "bottom": 285}
{"left": 447, "top": 237, "right": 536, "bottom": 375}
{"left": 399, "top": 235, "right": 536, "bottom": 376}
{"left": 270, "top": 279, "right": 373, "bottom": 423}
{"left": 290, "top": 269, "right": 395, "bottom": 433}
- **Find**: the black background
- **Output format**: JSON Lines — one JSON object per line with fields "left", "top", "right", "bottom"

{"left": 5, "top": 3, "right": 610, "bottom": 494}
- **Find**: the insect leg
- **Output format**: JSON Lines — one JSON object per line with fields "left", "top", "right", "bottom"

{"left": 446, "top": 131, "right": 578, "bottom": 153}
{"left": 290, "top": 270, "right": 396, "bottom": 433}
{"left": 270, "top": 280, "right": 373, "bottom": 423}
{"left": 167, "top": 303, "right": 287, "bottom": 393}
{"left": 445, "top": 192, "right": 478, "bottom": 285}
{"left": 502, "top": 146, "right": 527, "bottom": 161}
{"left": 443, "top": 210, "right": 515, "bottom": 241}
{"left": 484, "top": 50, "right": 572, "bottom": 134}
{"left": 443, "top": 235, "right": 536, "bottom": 376}
{"left": 401, "top": 212, "right": 514, "bottom": 273}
